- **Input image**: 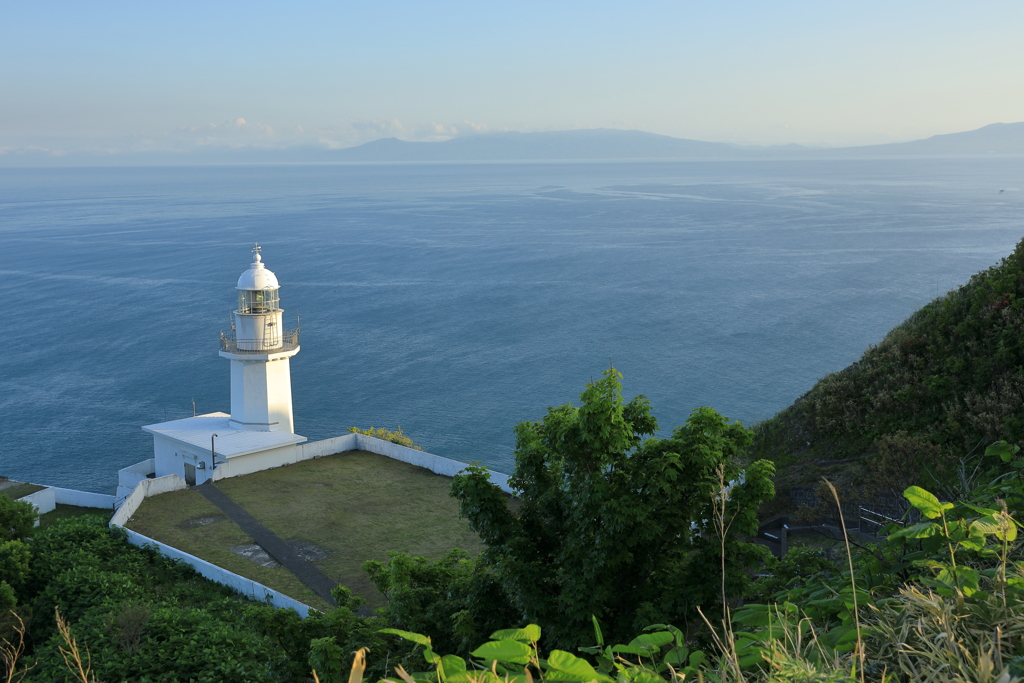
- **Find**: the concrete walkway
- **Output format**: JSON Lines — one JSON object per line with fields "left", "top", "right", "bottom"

{"left": 195, "top": 482, "right": 339, "bottom": 607}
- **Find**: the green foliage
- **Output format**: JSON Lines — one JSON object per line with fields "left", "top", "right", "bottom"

{"left": 378, "top": 623, "right": 681, "bottom": 683}
{"left": 754, "top": 237, "right": 1024, "bottom": 482}
{"left": 0, "top": 496, "right": 41, "bottom": 624}
{"left": 748, "top": 548, "right": 837, "bottom": 602}
{"left": 737, "top": 450, "right": 1024, "bottom": 680}
{"left": 0, "top": 496, "right": 35, "bottom": 543}
{"left": 365, "top": 549, "right": 518, "bottom": 657}
{"left": 308, "top": 636, "right": 349, "bottom": 683}
{"left": 0, "top": 541, "right": 29, "bottom": 593}
{"left": 451, "top": 368, "right": 775, "bottom": 649}
{"left": 349, "top": 426, "right": 423, "bottom": 450}
{"left": 20, "top": 516, "right": 296, "bottom": 681}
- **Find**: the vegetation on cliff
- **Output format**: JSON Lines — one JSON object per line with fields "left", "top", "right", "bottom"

{"left": 753, "top": 237, "right": 1024, "bottom": 490}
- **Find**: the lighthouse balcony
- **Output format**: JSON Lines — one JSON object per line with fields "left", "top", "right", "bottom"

{"left": 220, "top": 329, "right": 299, "bottom": 355}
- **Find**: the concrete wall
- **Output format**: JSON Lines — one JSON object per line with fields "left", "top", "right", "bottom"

{"left": 352, "top": 434, "right": 513, "bottom": 494}
{"left": 110, "top": 474, "right": 188, "bottom": 527}
{"left": 118, "top": 459, "right": 155, "bottom": 496}
{"left": 18, "top": 487, "right": 56, "bottom": 522}
{"left": 296, "top": 433, "right": 358, "bottom": 461}
{"left": 210, "top": 444, "right": 300, "bottom": 481}
{"left": 121, "top": 528, "right": 313, "bottom": 617}
{"left": 158, "top": 430, "right": 513, "bottom": 494}
{"left": 52, "top": 487, "right": 116, "bottom": 509}
{"left": 153, "top": 435, "right": 180, "bottom": 481}
{"left": 16, "top": 486, "right": 114, "bottom": 526}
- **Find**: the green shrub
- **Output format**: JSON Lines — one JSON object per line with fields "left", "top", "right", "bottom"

{"left": 349, "top": 426, "right": 423, "bottom": 450}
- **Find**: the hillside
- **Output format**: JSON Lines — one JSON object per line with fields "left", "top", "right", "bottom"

{"left": 753, "top": 237, "right": 1024, "bottom": 489}
{"left": 328, "top": 122, "right": 1024, "bottom": 162}
{"left": 332, "top": 129, "right": 755, "bottom": 161}
{"left": 832, "top": 121, "right": 1024, "bottom": 156}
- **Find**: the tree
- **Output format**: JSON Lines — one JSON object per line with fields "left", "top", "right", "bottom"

{"left": 0, "top": 495, "right": 34, "bottom": 611}
{"left": 0, "top": 496, "right": 34, "bottom": 544}
{"left": 451, "top": 368, "right": 775, "bottom": 648}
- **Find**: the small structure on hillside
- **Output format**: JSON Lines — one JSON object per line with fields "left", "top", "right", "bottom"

{"left": 123, "top": 245, "right": 307, "bottom": 495}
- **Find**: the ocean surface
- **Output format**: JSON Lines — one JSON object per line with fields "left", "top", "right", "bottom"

{"left": 1, "top": 158, "right": 1022, "bottom": 493}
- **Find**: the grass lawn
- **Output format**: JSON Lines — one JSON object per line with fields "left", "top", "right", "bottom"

{"left": 1, "top": 482, "right": 44, "bottom": 500}
{"left": 125, "top": 451, "right": 485, "bottom": 611}
{"left": 126, "top": 488, "right": 331, "bottom": 611}
{"left": 38, "top": 504, "right": 111, "bottom": 530}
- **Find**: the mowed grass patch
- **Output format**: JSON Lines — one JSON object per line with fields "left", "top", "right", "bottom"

{"left": 215, "top": 450, "right": 484, "bottom": 608}
{"left": 1, "top": 482, "right": 44, "bottom": 500}
{"left": 125, "top": 487, "right": 331, "bottom": 611}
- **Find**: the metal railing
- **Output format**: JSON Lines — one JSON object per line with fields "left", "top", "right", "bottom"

{"left": 220, "top": 329, "right": 299, "bottom": 354}
{"left": 859, "top": 506, "right": 902, "bottom": 537}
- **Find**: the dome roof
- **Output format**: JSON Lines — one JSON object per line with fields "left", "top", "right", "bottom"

{"left": 236, "top": 252, "right": 280, "bottom": 290}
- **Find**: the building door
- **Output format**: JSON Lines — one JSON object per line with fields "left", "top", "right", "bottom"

{"left": 184, "top": 463, "right": 196, "bottom": 487}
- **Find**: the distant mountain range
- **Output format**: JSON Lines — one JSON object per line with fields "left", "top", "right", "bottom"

{"left": 5, "top": 122, "right": 1024, "bottom": 166}
{"left": 329, "top": 122, "right": 1024, "bottom": 162}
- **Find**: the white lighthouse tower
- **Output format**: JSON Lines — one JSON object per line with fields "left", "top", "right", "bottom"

{"left": 138, "top": 245, "right": 307, "bottom": 488}
{"left": 220, "top": 244, "right": 299, "bottom": 433}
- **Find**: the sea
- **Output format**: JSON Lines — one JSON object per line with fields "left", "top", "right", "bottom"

{"left": 1, "top": 158, "right": 1022, "bottom": 493}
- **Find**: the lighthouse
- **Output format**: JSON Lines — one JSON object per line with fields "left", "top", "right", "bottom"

{"left": 220, "top": 244, "right": 299, "bottom": 433}
{"left": 138, "top": 245, "right": 307, "bottom": 488}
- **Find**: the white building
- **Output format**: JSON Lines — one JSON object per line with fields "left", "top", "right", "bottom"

{"left": 127, "top": 246, "right": 307, "bottom": 493}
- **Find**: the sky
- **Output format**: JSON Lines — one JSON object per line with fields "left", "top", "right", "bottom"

{"left": 2, "top": 1, "right": 1023, "bottom": 160}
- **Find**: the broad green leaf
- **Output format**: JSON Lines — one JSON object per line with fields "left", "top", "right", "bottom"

{"left": 546, "top": 650, "right": 614, "bottom": 682}
{"left": 471, "top": 639, "right": 532, "bottom": 664}
{"left": 380, "top": 629, "right": 432, "bottom": 647}
{"left": 888, "top": 522, "right": 941, "bottom": 540}
{"left": 663, "top": 646, "right": 691, "bottom": 666}
{"left": 591, "top": 616, "right": 604, "bottom": 648}
{"left": 440, "top": 656, "right": 467, "bottom": 675}
{"left": 971, "top": 516, "right": 1003, "bottom": 535}
{"left": 627, "top": 632, "right": 674, "bottom": 651}
{"left": 491, "top": 625, "right": 541, "bottom": 643}
{"left": 986, "top": 440, "right": 1020, "bottom": 462}
{"left": 934, "top": 567, "right": 979, "bottom": 596}
{"left": 904, "top": 486, "right": 953, "bottom": 519}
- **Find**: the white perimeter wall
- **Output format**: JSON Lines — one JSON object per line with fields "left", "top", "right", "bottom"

{"left": 18, "top": 486, "right": 115, "bottom": 525}
{"left": 121, "top": 528, "right": 312, "bottom": 617}
{"left": 106, "top": 429, "right": 513, "bottom": 618}
{"left": 206, "top": 430, "right": 512, "bottom": 493}
{"left": 18, "top": 488, "right": 55, "bottom": 522}
{"left": 209, "top": 432, "right": 513, "bottom": 493}
{"left": 110, "top": 474, "right": 188, "bottom": 527}
{"left": 109, "top": 473, "right": 314, "bottom": 617}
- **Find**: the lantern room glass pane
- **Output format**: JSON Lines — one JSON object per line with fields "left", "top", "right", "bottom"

{"left": 238, "top": 289, "right": 280, "bottom": 313}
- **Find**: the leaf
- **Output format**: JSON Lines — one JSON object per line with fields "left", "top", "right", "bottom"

{"left": 888, "top": 521, "right": 941, "bottom": 540}
{"left": 986, "top": 440, "right": 1020, "bottom": 462}
{"left": 380, "top": 629, "right": 432, "bottom": 648}
{"left": 590, "top": 616, "right": 603, "bottom": 648}
{"left": 471, "top": 639, "right": 533, "bottom": 664}
{"left": 626, "top": 632, "right": 674, "bottom": 651}
{"left": 904, "top": 486, "right": 953, "bottom": 519}
{"left": 440, "top": 656, "right": 467, "bottom": 675}
{"left": 491, "top": 625, "right": 542, "bottom": 643}
{"left": 546, "top": 650, "right": 614, "bottom": 682}
{"left": 663, "top": 646, "right": 691, "bottom": 666}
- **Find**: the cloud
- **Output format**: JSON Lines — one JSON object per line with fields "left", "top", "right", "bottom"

{"left": 0, "top": 116, "right": 502, "bottom": 161}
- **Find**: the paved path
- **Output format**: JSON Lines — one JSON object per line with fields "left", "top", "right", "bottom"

{"left": 195, "top": 482, "right": 339, "bottom": 607}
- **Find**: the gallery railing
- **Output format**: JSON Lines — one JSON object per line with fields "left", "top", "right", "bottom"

{"left": 220, "top": 329, "right": 299, "bottom": 354}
